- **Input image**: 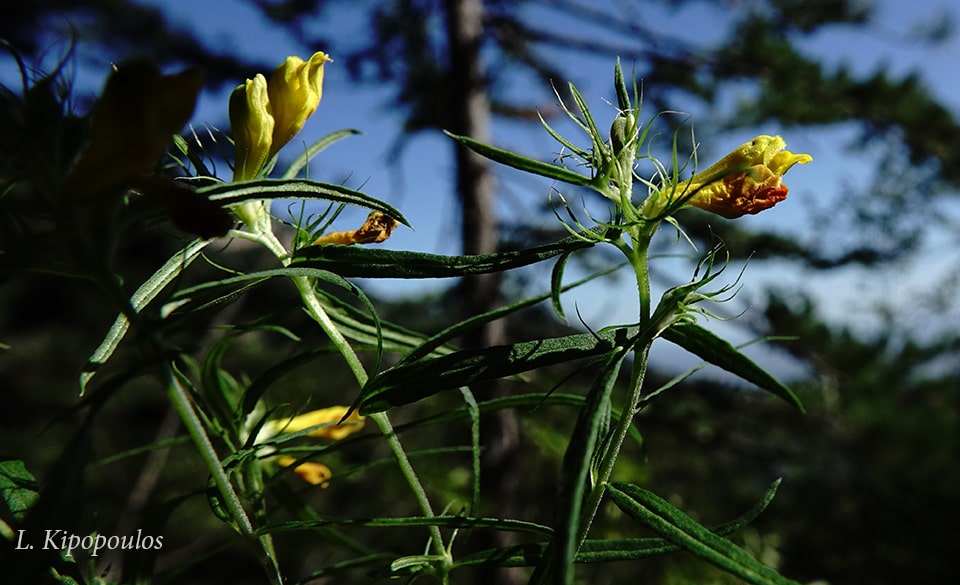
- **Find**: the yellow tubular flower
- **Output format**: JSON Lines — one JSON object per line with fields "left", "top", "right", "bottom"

{"left": 276, "top": 456, "right": 333, "bottom": 487}
{"left": 266, "top": 52, "right": 331, "bottom": 159}
{"left": 229, "top": 74, "right": 274, "bottom": 181}
{"left": 268, "top": 406, "right": 365, "bottom": 441}
{"left": 256, "top": 406, "right": 363, "bottom": 487}
{"left": 61, "top": 60, "right": 203, "bottom": 198}
{"left": 647, "top": 135, "right": 812, "bottom": 219}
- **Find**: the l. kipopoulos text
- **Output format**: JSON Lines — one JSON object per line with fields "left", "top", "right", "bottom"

{"left": 14, "top": 529, "right": 164, "bottom": 557}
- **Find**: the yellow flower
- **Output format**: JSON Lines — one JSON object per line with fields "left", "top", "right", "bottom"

{"left": 229, "top": 74, "right": 273, "bottom": 182}
{"left": 267, "top": 53, "right": 331, "bottom": 159}
{"left": 275, "top": 456, "right": 333, "bottom": 487}
{"left": 61, "top": 59, "right": 203, "bottom": 198}
{"left": 229, "top": 51, "right": 331, "bottom": 182}
{"left": 256, "top": 406, "right": 364, "bottom": 487}
{"left": 264, "top": 406, "right": 365, "bottom": 441}
{"left": 645, "top": 135, "right": 812, "bottom": 219}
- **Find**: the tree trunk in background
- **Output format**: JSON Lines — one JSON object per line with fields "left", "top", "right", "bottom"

{"left": 444, "top": 1, "right": 522, "bottom": 583}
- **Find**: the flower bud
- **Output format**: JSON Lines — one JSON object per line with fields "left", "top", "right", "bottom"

{"left": 229, "top": 74, "right": 274, "bottom": 182}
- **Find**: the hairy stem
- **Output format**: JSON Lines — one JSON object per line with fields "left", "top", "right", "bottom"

{"left": 245, "top": 219, "right": 444, "bottom": 556}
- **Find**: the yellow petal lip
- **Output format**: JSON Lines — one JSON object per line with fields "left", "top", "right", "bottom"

{"left": 267, "top": 51, "right": 331, "bottom": 158}
{"left": 270, "top": 406, "right": 365, "bottom": 441}
{"left": 276, "top": 456, "right": 333, "bottom": 487}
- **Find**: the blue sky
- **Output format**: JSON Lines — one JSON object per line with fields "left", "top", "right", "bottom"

{"left": 5, "top": 0, "right": 958, "bottom": 378}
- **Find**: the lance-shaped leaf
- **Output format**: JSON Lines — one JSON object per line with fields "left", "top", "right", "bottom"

{"left": 550, "top": 349, "right": 629, "bottom": 585}
{"left": 607, "top": 482, "right": 801, "bottom": 585}
{"left": 291, "top": 228, "right": 612, "bottom": 279}
{"left": 661, "top": 323, "right": 804, "bottom": 411}
{"left": 445, "top": 131, "right": 597, "bottom": 187}
{"left": 455, "top": 478, "right": 783, "bottom": 568}
{"left": 358, "top": 327, "right": 638, "bottom": 414}
{"left": 81, "top": 239, "right": 209, "bottom": 393}
{"left": 198, "top": 178, "right": 410, "bottom": 226}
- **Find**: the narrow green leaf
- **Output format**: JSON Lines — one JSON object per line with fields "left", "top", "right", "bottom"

{"left": 607, "top": 482, "right": 801, "bottom": 585}
{"left": 613, "top": 58, "right": 631, "bottom": 113}
{"left": 444, "top": 131, "right": 595, "bottom": 186}
{"left": 661, "top": 323, "right": 804, "bottom": 411}
{"left": 359, "top": 327, "right": 638, "bottom": 414}
{"left": 539, "top": 111, "right": 588, "bottom": 158}
{"left": 257, "top": 515, "right": 553, "bottom": 537}
{"left": 396, "top": 262, "right": 626, "bottom": 367}
{"left": 550, "top": 252, "right": 572, "bottom": 322}
{"left": 552, "top": 349, "right": 629, "bottom": 585}
{"left": 454, "top": 478, "right": 783, "bottom": 568}
{"left": 281, "top": 129, "right": 361, "bottom": 180}
{"left": 292, "top": 228, "right": 608, "bottom": 279}
{"left": 199, "top": 178, "right": 410, "bottom": 226}
{"left": 459, "top": 387, "right": 482, "bottom": 516}
{"left": 311, "top": 286, "right": 449, "bottom": 357}
{"left": 569, "top": 83, "right": 602, "bottom": 149}
{"left": 80, "top": 239, "right": 209, "bottom": 393}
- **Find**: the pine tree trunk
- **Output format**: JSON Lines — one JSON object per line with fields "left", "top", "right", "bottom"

{"left": 444, "top": 1, "right": 523, "bottom": 583}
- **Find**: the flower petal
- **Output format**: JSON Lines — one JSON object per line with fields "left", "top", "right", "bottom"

{"left": 61, "top": 60, "right": 203, "bottom": 198}
{"left": 274, "top": 406, "right": 365, "bottom": 440}
{"left": 277, "top": 456, "right": 333, "bottom": 487}
{"left": 671, "top": 135, "right": 812, "bottom": 219}
{"left": 267, "top": 51, "right": 331, "bottom": 158}
{"left": 229, "top": 74, "right": 274, "bottom": 181}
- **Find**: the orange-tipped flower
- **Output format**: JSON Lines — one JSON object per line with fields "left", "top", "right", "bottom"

{"left": 646, "top": 135, "right": 812, "bottom": 219}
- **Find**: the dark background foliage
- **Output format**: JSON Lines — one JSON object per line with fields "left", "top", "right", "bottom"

{"left": 2, "top": 1, "right": 959, "bottom": 583}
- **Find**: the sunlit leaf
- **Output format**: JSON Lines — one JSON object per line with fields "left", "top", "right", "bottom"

{"left": 550, "top": 349, "right": 629, "bottom": 584}
{"left": 198, "top": 178, "right": 410, "bottom": 226}
{"left": 445, "top": 131, "right": 596, "bottom": 186}
{"left": 359, "top": 327, "right": 639, "bottom": 414}
{"left": 661, "top": 323, "right": 804, "bottom": 411}
{"left": 80, "top": 239, "right": 209, "bottom": 393}
{"left": 292, "top": 227, "right": 611, "bottom": 279}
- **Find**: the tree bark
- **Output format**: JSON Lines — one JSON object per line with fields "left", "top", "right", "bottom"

{"left": 444, "top": 1, "right": 522, "bottom": 583}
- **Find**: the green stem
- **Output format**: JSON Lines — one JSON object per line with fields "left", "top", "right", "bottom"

{"left": 245, "top": 219, "right": 444, "bottom": 557}
{"left": 293, "top": 275, "right": 368, "bottom": 384}
{"left": 166, "top": 371, "right": 254, "bottom": 534}
{"left": 167, "top": 367, "right": 282, "bottom": 584}
{"left": 627, "top": 229, "right": 652, "bottom": 324}
{"left": 575, "top": 226, "right": 654, "bottom": 547}
{"left": 93, "top": 248, "right": 281, "bottom": 581}
{"left": 575, "top": 342, "right": 650, "bottom": 545}
{"left": 370, "top": 412, "right": 448, "bottom": 558}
